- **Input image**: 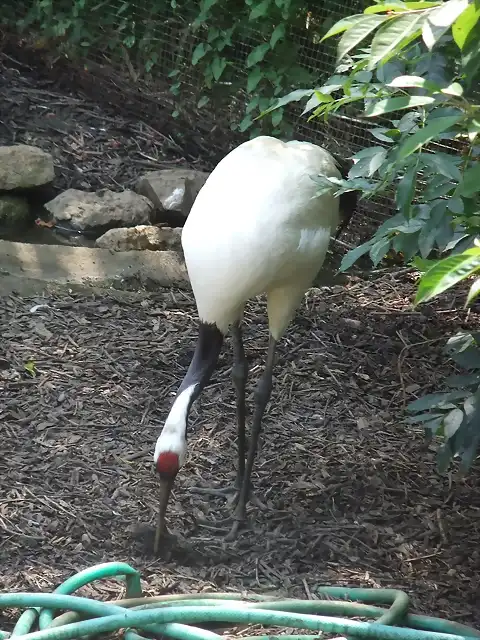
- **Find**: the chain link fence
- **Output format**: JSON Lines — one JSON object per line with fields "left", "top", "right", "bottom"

{"left": 2, "top": 0, "right": 405, "bottom": 246}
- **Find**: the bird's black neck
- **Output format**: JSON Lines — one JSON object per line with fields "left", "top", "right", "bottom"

{"left": 175, "top": 322, "right": 224, "bottom": 418}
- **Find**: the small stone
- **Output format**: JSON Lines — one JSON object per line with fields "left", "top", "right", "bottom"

{"left": 45, "top": 188, "right": 154, "bottom": 231}
{"left": 0, "top": 144, "right": 55, "bottom": 190}
{"left": 136, "top": 168, "right": 209, "bottom": 224}
{"left": 341, "top": 317, "right": 362, "bottom": 330}
{"left": 96, "top": 225, "right": 182, "bottom": 252}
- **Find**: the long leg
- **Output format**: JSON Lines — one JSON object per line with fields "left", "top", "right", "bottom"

{"left": 231, "top": 321, "right": 248, "bottom": 488}
{"left": 189, "top": 321, "right": 247, "bottom": 499}
{"left": 191, "top": 324, "right": 265, "bottom": 529}
{"left": 226, "top": 335, "right": 277, "bottom": 541}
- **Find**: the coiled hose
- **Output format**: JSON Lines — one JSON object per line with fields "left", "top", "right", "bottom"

{"left": 0, "top": 562, "right": 478, "bottom": 640}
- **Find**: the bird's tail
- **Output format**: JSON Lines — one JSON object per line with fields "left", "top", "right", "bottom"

{"left": 332, "top": 153, "right": 358, "bottom": 239}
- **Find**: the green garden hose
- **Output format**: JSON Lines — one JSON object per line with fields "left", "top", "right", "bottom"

{"left": 0, "top": 562, "right": 478, "bottom": 640}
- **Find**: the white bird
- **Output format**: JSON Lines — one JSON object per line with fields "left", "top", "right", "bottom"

{"left": 153, "top": 135, "right": 356, "bottom": 550}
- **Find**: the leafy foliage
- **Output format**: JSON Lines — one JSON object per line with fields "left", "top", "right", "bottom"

{"left": 266, "top": 0, "right": 480, "bottom": 473}
{"left": 9, "top": 0, "right": 341, "bottom": 135}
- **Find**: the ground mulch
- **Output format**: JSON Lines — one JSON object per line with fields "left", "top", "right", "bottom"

{"left": 1, "top": 273, "right": 480, "bottom": 634}
{"left": 0, "top": 38, "right": 479, "bottom": 639}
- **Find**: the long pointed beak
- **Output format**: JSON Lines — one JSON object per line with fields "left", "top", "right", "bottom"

{"left": 153, "top": 476, "right": 174, "bottom": 553}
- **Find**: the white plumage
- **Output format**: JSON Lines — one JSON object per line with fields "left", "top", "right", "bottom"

{"left": 153, "top": 135, "right": 354, "bottom": 550}
{"left": 182, "top": 136, "right": 342, "bottom": 338}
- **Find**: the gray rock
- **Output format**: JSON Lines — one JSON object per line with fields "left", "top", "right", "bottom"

{"left": 0, "top": 145, "right": 54, "bottom": 190}
{"left": 96, "top": 225, "right": 182, "bottom": 252}
{"left": 44, "top": 188, "right": 154, "bottom": 231}
{"left": 136, "top": 168, "right": 209, "bottom": 223}
{"left": 0, "top": 239, "right": 189, "bottom": 291}
{"left": 0, "top": 196, "right": 30, "bottom": 232}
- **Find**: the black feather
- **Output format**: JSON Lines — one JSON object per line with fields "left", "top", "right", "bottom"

{"left": 331, "top": 152, "right": 358, "bottom": 238}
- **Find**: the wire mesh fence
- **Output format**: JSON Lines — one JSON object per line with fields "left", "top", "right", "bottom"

{"left": 0, "top": 0, "right": 447, "bottom": 245}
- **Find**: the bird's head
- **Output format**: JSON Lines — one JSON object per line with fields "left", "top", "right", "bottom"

{"left": 153, "top": 424, "right": 187, "bottom": 550}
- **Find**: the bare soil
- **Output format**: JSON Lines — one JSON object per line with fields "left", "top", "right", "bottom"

{"left": 0, "top": 40, "right": 479, "bottom": 638}
{"left": 1, "top": 274, "right": 480, "bottom": 633}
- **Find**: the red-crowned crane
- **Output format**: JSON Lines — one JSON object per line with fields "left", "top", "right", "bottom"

{"left": 153, "top": 135, "right": 356, "bottom": 550}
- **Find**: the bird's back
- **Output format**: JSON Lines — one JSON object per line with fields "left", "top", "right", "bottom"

{"left": 181, "top": 136, "right": 341, "bottom": 333}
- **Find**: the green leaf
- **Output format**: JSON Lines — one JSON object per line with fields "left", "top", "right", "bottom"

{"left": 397, "top": 115, "right": 462, "bottom": 159}
{"left": 397, "top": 111, "right": 421, "bottom": 132}
{"left": 364, "top": 2, "right": 408, "bottom": 14}
{"left": 452, "top": 1, "right": 480, "bottom": 50}
{"left": 424, "top": 415, "right": 446, "bottom": 436}
{"left": 192, "top": 42, "right": 210, "bottom": 65}
{"left": 441, "top": 81, "right": 464, "bottom": 96}
{"left": 407, "top": 412, "right": 445, "bottom": 425}
{"left": 249, "top": 0, "right": 271, "bottom": 20}
{"left": 418, "top": 216, "right": 447, "bottom": 259}
{"left": 406, "top": 391, "right": 466, "bottom": 415}
{"left": 412, "top": 255, "right": 439, "bottom": 273}
{"left": 200, "top": 0, "right": 219, "bottom": 12}
{"left": 370, "top": 127, "right": 400, "bottom": 142}
{"left": 211, "top": 56, "right": 226, "bottom": 81}
{"left": 320, "top": 14, "right": 365, "bottom": 41}
{"left": 420, "top": 151, "right": 462, "bottom": 181}
{"left": 246, "top": 43, "right": 270, "bottom": 67}
{"left": 260, "top": 88, "right": 314, "bottom": 116}
{"left": 466, "top": 277, "right": 480, "bottom": 306}
{"left": 247, "top": 67, "right": 263, "bottom": 92}
{"left": 369, "top": 12, "right": 427, "bottom": 69}
{"left": 24, "top": 359, "right": 37, "bottom": 377}
{"left": 445, "top": 372, "right": 480, "bottom": 387}
{"left": 337, "top": 15, "right": 389, "bottom": 62}
{"left": 467, "top": 118, "right": 480, "bottom": 143}
{"left": 271, "top": 107, "right": 283, "bottom": 127}
{"left": 461, "top": 18, "right": 480, "bottom": 88}
{"left": 447, "top": 197, "right": 464, "bottom": 214}
{"left": 270, "top": 23, "right": 286, "bottom": 47}
{"left": 404, "top": 1, "right": 444, "bottom": 7}
{"left": 365, "top": 95, "right": 436, "bottom": 117}
{"left": 197, "top": 95, "right": 209, "bottom": 108}
{"left": 370, "top": 238, "right": 391, "bottom": 265}
{"left": 387, "top": 74, "right": 441, "bottom": 91}
{"left": 339, "top": 240, "right": 375, "bottom": 272}
{"left": 423, "top": 0, "right": 469, "bottom": 49}
{"left": 407, "top": 390, "right": 468, "bottom": 412}
{"left": 349, "top": 147, "right": 389, "bottom": 179}
{"left": 450, "top": 347, "right": 480, "bottom": 369}
{"left": 396, "top": 162, "right": 417, "bottom": 215}
{"left": 456, "top": 163, "right": 480, "bottom": 197}
{"left": 446, "top": 331, "right": 475, "bottom": 354}
{"left": 414, "top": 247, "right": 480, "bottom": 305}
{"left": 443, "top": 407, "right": 465, "bottom": 438}
{"left": 238, "top": 115, "right": 253, "bottom": 132}
{"left": 246, "top": 95, "right": 260, "bottom": 114}
{"left": 302, "top": 91, "right": 334, "bottom": 115}
{"left": 430, "top": 0, "right": 470, "bottom": 28}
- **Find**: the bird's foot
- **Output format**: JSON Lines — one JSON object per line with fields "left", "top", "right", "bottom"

{"left": 195, "top": 512, "right": 247, "bottom": 541}
{"left": 189, "top": 484, "right": 267, "bottom": 511}
{"left": 194, "top": 490, "right": 266, "bottom": 541}
{"left": 189, "top": 484, "right": 240, "bottom": 508}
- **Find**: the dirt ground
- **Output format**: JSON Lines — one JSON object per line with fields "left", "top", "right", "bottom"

{"left": 1, "top": 274, "right": 480, "bottom": 632}
{"left": 1, "top": 43, "right": 480, "bottom": 636}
